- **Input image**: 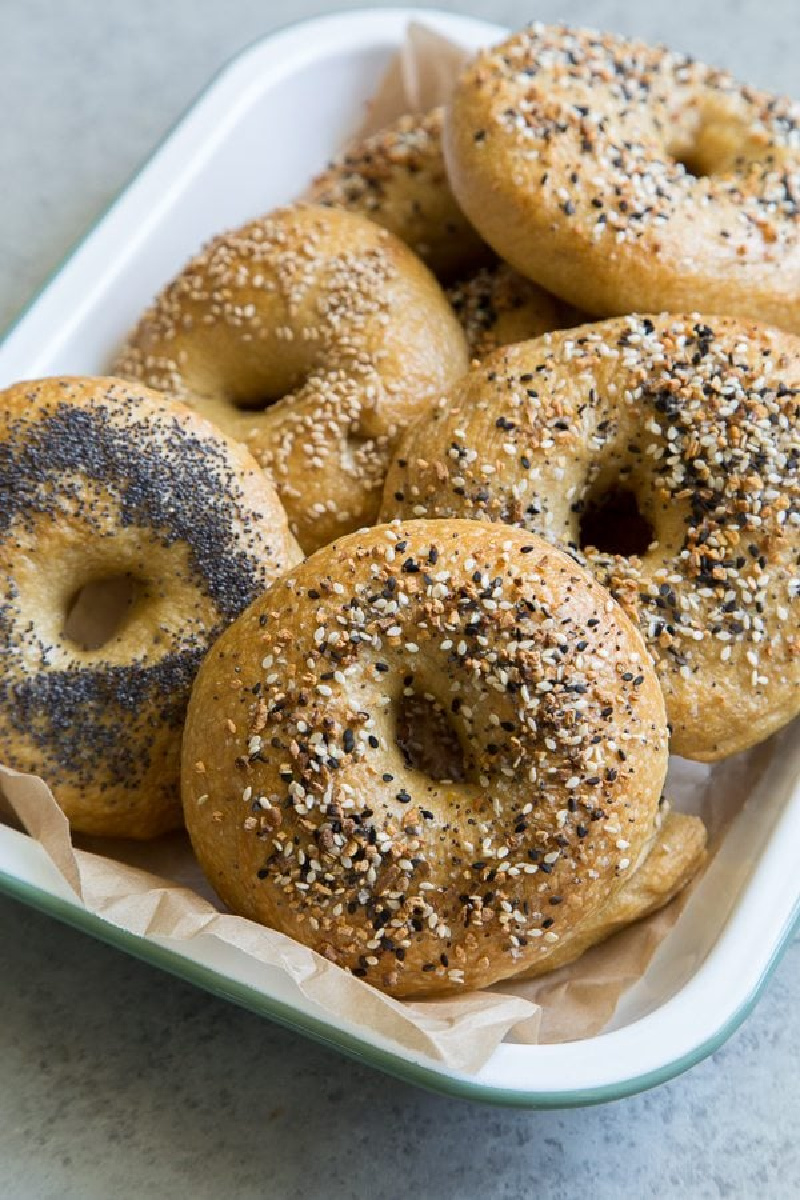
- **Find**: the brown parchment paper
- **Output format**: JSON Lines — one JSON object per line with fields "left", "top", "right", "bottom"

{"left": 0, "top": 24, "right": 795, "bottom": 1074}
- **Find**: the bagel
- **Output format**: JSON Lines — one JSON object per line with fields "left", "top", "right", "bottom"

{"left": 305, "top": 107, "right": 489, "bottom": 280}
{"left": 0, "top": 377, "right": 301, "bottom": 838}
{"left": 444, "top": 24, "right": 800, "bottom": 331}
{"left": 114, "top": 204, "right": 469, "bottom": 553}
{"left": 447, "top": 262, "right": 577, "bottom": 360}
{"left": 182, "top": 519, "right": 669, "bottom": 997}
{"left": 380, "top": 315, "right": 800, "bottom": 761}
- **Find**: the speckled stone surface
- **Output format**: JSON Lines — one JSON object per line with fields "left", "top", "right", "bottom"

{"left": 0, "top": 2, "right": 798, "bottom": 1196}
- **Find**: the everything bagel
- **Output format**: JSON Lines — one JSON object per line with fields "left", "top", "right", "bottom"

{"left": 380, "top": 315, "right": 800, "bottom": 761}
{"left": 445, "top": 24, "right": 800, "bottom": 330}
{"left": 305, "top": 107, "right": 489, "bottom": 281}
{"left": 447, "top": 262, "right": 578, "bottom": 360}
{"left": 182, "top": 520, "right": 670, "bottom": 997}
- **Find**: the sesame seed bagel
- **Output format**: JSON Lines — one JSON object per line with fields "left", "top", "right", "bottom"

{"left": 444, "top": 24, "right": 800, "bottom": 330}
{"left": 380, "top": 316, "right": 800, "bottom": 761}
{"left": 305, "top": 108, "right": 489, "bottom": 281}
{"left": 447, "top": 262, "right": 578, "bottom": 360}
{"left": 181, "top": 519, "right": 669, "bottom": 998}
{"left": 114, "top": 204, "right": 469, "bottom": 553}
{"left": 0, "top": 377, "right": 301, "bottom": 839}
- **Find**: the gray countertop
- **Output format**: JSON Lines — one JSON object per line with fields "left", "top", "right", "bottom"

{"left": 1, "top": 1, "right": 798, "bottom": 1196}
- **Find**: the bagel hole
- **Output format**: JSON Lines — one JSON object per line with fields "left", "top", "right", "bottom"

{"left": 667, "top": 116, "right": 718, "bottom": 179}
{"left": 672, "top": 150, "right": 710, "bottom": 179}
{"left": 230, "top": 391, "right": 283, "bottom": 413}
{"left": 228, "top": 369, "right": 309, "bottom": 413}
{"left": 342, "top": 428, "right": 373, "bottom": 469}
{"left": 394, "top": 692, "right": 467, "bottom": 784}
{"left": 63, "top": 574, "right": 143, "bottom": 651}
{"left": 579, "top": 485, "right": 653, "bottom": 558}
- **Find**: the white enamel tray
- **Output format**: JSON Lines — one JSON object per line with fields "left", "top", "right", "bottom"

{"left": 1, "top": 7, "right": 798, "bottom": 1108}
